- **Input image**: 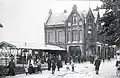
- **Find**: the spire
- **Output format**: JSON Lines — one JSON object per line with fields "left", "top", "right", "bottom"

{"left": 89, "top": 0, "right": 91, "bottom": 9}
{"left": 49, "top": 9, "right": 52, "bottom": 14}
{"left": 72, "top": 4, "right": 77, "bottom": 10}
{"left": 97, "top": 11, "right": 100, "bottom": 19}
{"left": 96, "top": 11, "right": 100, "bottom": 24}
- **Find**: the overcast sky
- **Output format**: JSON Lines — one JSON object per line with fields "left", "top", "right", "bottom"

{"left": 0, "top": 0, "right": 102, "bottom": 44}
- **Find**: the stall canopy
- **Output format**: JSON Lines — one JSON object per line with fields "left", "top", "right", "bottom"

{"left": 0, "top": 41, "right": 66, "bottom": 51}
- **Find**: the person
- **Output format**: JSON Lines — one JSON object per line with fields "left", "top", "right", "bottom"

{"left": 116, "top": 53, "right": 120, "bottom": 67}
{"left": 37, "top": 59, "right": 42, "bottom": 73}
{"left": 47, "top": 57, "right": 51, "bottom": 71}
{"left": 66, "top": 63, "right": 70, "bottom": 71}
{"left": 28, "top": 64, "right": 34, "bottom": 74}
{"left": 7, "top": 55, "right": 15, "bottom": 76}
{"left": 28, "top": 59, "right": 34, "bottom": 74}
{"left": 108, "top": 56, "right": 111, "bottom": 61}
{"left": 94, "top": 57, "right": 101, "bottom": 74}
{"left": 51, "top": 60, "right": 56, "bottom": 74}
{"left": 71, "top": 61, "right": 75, "bottom": 72}
{"left": 57, "top": 59, "right": 61, "bottom": 71}
{"left": 65, "top": 56, "right": 67, "bottom": 65}
{"left": 78, "top": 55, "right": 81, "bottom": 63}
{"left": 24, "top": 66, "right": 28, "bottom": 75}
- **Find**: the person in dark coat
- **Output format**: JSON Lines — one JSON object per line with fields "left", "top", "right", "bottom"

{"left": 7, "top": 55, "right": 15, "bottom": 76}
{"left": 91, "top": 55, "right": 95, "bottom": 64}
{"left": 28, "top": 64, "right": 34, "bottom": 74}
{"left": 65, "top": 57, "right": 67, "bottom": 65}
{"left": 107, "top": 56, "right": 111, "bottom": 61}
{"left": 94, "top": 57, "right": 101, "bottom": 74}
{"left": 57, "top": 59, "right": 61, "bottom": 71}
{"left": 47, "top": 57, "right": 51, "bottom": 71}
{"left": 51, "top": 60, "right": 56, "bottom": 74}
{"left": 78, "top": 55, "right": 81, "bottom": 63}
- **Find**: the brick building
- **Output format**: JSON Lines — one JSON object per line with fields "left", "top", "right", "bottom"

{"left": 44, "top": 5, "right": 113, "bottom": 58}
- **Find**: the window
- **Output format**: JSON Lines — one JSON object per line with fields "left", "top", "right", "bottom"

{"left": 48, "top": 32, "right": 52, "bottom": 43}
{"left": 68, "top": 22, "right": 71, "bottom": 26}
{"left": 88, "top": 30, "right": 92, "bottom": 34}
{"left": 68, "top": 31, "right": 71, "bottom": 42}
{"left": 88, "top": 16, "right": 94, "bottom": 24}
{"left": 88, "top": 26, "right": 92, "bottom": 29}
{"left": 72, "top": 14, "right": 77, "bottom": 25}
{"left": 58, "top": 31, "right": 64, "bottom": 43}
{"left": 79, "top": 21, "right": 82, "bottom": 25}
{"left": 72, "top": 30, "right": 78, "bottom": 41}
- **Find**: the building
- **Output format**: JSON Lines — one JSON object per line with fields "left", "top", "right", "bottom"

{"left": 44, "top": 5, "right": 109, "bottom": 59}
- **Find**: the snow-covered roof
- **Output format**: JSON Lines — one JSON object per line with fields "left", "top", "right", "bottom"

{"left": 46, "top": 12, "right": 69, "bottom": 25}
{"left": 0, "top": 41, "right": 66, "bottom": 51}
{"left": 45, "top": 8, "right": 104, "bottom": 26}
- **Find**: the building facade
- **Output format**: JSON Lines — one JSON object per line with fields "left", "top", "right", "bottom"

{"left": 44, "top": 5, "right": 111, "bottom": 58}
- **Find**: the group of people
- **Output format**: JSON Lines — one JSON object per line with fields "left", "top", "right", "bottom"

{"left": 64, "top": 55, "right": 86, "bottom": 65}
{"left": 24, "top": 57, "right": 42, "bottom": 75}
{"left": 47, "top": 54, "right": 62, "bottom": 74}
{"left": 7, "top": 53, "right": 120, "bottom": 76}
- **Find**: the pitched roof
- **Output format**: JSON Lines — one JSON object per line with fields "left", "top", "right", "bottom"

{"left": 45, "top": 8, "right": 104, "bottom": 26}
{"left": 46, "top": 12, "right": 69, "bottom": 26}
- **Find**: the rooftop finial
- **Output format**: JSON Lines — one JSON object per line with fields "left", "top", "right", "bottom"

{"left": 64, "top": 10, "right": 67, "bottom": 13}
{"left": 49, "top": 9, "right": 52, "bottom": 14}
{"left": 72, "top": 4, "right": 77, "bottom": 10}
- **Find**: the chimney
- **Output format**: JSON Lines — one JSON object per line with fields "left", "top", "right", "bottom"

{"left": 64, "top": 10, "right": 67, "bottom": 13}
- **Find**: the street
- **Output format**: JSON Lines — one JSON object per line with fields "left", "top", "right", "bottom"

{"left": 4, "top": 59, "right": 118, "bottom": 78}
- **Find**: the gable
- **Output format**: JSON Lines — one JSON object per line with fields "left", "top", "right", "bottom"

{"left": 86, "top": 8, "right": 95, "bottom": 20}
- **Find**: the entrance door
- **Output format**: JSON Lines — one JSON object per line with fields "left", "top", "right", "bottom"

{"left": 69, "top": 46, "right": 81, "bottom": 56}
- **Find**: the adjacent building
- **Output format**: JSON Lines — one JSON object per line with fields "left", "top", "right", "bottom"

{"left": 44, "top": 5, "right": 115, "bottom": 59}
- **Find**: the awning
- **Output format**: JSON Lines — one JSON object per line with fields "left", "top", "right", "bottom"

{"left": 0, "top": 41, "right": 66, "bottom": 51}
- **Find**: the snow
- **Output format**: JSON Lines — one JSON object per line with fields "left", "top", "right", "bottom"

{"left": 5, "top": 59, "right": 118, "bottom": 78}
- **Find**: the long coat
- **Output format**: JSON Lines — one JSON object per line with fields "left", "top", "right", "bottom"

{"left": 51, "top": 61, "right": 56, "bottom": 71}
{"left": 94, "top": 58, "right": 101, "bottom": 71}
{"left": 7, "top": 61, "right": 15, "bottom": 76}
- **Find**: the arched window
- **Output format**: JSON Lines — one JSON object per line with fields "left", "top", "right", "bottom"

{"left": 72, "top": 14, "right": 77, "bottom": 25}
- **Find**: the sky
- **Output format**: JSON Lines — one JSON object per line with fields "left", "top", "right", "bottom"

{"left": 0, "top": 0, "right": 103, "bottom": 45}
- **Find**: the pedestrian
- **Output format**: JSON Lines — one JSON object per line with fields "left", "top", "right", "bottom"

{"left": 107, "top": 56, "right": 111, "bottom": 61}
{"left": 28, "top": 64, "right": 34, "bottom": 74}
{"left": 24, "top": 66, "right": 28, "bottom": 75}
{"left": 78, "top": 55, "right": 81, "bottom": 63}
{"left": 94, "top": 57, "right": 101, "bottom": 74}
{"left": 51, "top": 60, "right": 56, "bottom": 74}
{"left": 91, "top": 55, "right": 95, "bottom": 64}
{"left": 47, "top": 57, "right": 51, "bottom": 71}
{"left": 28, "top": 59, "right": 34, "bottom": 74}
{"left": 7, "top": 55, "right": 15, "bottom": 76}
{"left": 66, "top": 63, "right": 70, "bottom": 71}
{"left": 71, "top": 61, "right": 75, "bottom": 72}
{"left": 116, "top": 53, "right": 120, "bottom": 67}
{"left": 57, "top": 59, "right": 61, "bottom": 71}
{"left": 65, "top": 56, "right": 67, "bottom": 65}
{"left": 37, "top": 59, "right": 42, "bottom": 73}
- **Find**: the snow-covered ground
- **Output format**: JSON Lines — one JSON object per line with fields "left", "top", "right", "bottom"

{"left": 5, "top": 59, "right": 119, "bottom": 78}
